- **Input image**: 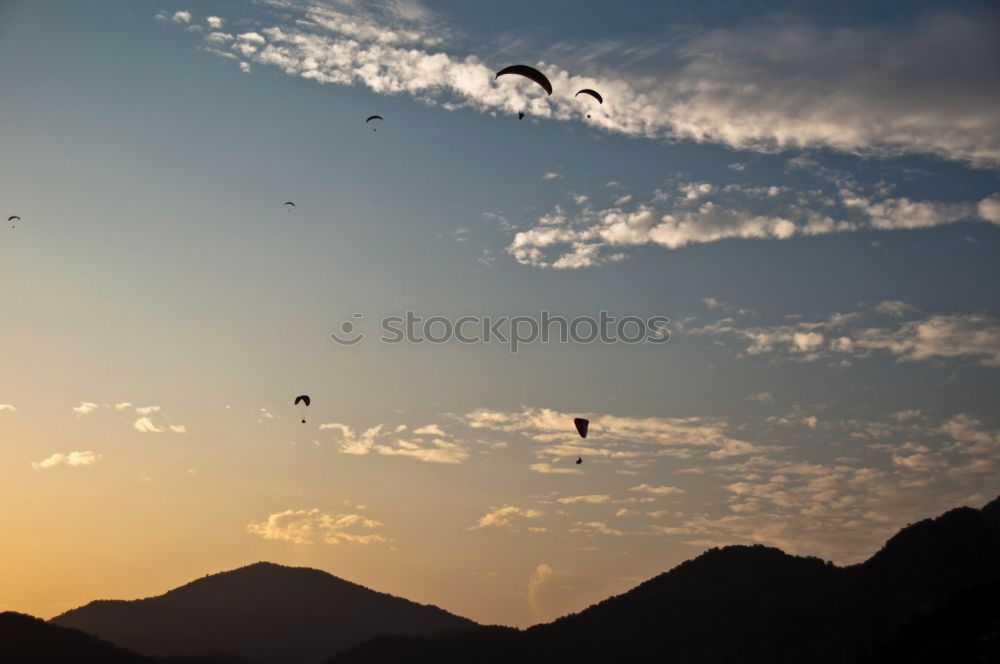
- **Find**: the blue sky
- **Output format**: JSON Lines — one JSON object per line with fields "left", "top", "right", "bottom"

{"left": 0, "top": 0, "right": 998, "bottom": 626}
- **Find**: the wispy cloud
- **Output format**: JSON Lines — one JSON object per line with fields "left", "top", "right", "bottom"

{"left": 171, "top": 5, "right": 1000, "bottom": 165}
{"left": 689, "top": 304, "right": 1000, "bottom": 367}
{"left": 505, "top": 179, "right": 996, "bottom": 269}
{"left": 322, "top": 421, "right": 469, "bottom": 462}
{"left": 468, "top": 505, "right": 542, "bottom": 530}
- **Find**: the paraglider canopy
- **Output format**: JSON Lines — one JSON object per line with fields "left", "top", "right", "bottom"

{"left": 575, "top": 89, "right": 602, "bottom": 117}
{"left": 495, "top": 65, "right": 553, "bottom": 95}
{"left": 575, "top": 89, "right": 603, "bottom": 104}
{"left": 8, "top": 215, "right": 20, "bottom": 228}
{"left": 294, "top": 395, "right": 310, "bottom": 423}
{"left": 284, "top": 201, "right": 295, "bottom": 207}
{"left": 573, "top": 417, "right": 589, "bottom": 439}
{"left": 365, "top": 115, "right": 383, "bottom": 123}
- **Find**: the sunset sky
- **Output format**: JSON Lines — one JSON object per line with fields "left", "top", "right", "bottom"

{"left": 1, "top": 0, "right": 998, "bottom": 627}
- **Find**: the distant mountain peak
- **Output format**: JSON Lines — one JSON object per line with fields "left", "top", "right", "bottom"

{"left": 52, "top": 562, "right": 474, "bottom": 664}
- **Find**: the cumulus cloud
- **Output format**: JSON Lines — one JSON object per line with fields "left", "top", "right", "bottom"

{"left": 468, "top": 505, "right": 542, "bottom": 530}
{"left": 174, "top": 5, "right": 1000, "bottom": 166}
{"left": 206, "top": 15, "right": 223, "bottom": 29}
{"left": 0, "top": 404, "right": 16, "bottom": 413}
{"left": 32, "top": 451, "right": 101, "bottom": 470}
{"left": 73, "top": 402, "right": 100, "bottom": 416}
{"left": 134, "top": 417, "right": 166, "bottom": 433}
{"left": 172, "top": 10, "right": 192, "bottom": 24}
{"left": 979, "top": 195, "right": 1000, "bottom": 224}
{"left": 247, "top": 507, "right": 389, "bottom": 544}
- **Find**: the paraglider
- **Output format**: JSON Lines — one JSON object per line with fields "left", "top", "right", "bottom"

{"left": 576, "top": 456, "right": 583, "bottom": 465}
{"left": 573, "top": 417, "right": 589, "bottom": 438}
{"left": 366, "top": 115, "right": 383, "bottom": 131}
{"left": 495, "top": 65, "right": 553, "bottom": 95}
{"left": 518, "top": 112, "right": 525, "bottom": 120}
{"left": 575, "top": 89, "right": 603, "bottom": 118}
{"left": 284, "top": 202, "right": 295, "bottom": 212}
{"left": 294, "top": 395, "right": 310, "bottom": 423}
{"left": 8, "top": 215, "right": 20, "bottom": 229}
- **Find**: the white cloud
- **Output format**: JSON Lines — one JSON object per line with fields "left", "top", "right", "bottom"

{"left": 855, "top": 314, "right": 1000, "bottom": 367}
{"left": 114, "top": 402, "right": 133, "bottom": 411}
{"left": 168, "top": 425, "right": 187, "bottom": 434}
{"left": 239, "top": 62, "right": 252, "bottom": 74}
{"left": 557, "top": 494, "right": 611, "bottom": 505}
{"left": 320, "top": 422, "right": 384, "bottom": 455}
{"left": 376, "top": 437, "right": 469, "bottom": 464}
{"left": 468, "top": 505, "right": 542, "bottom": 530}
{"left": 0, "top": 404, "right": 16, "bottom": 413}
{"left": 873, "top": 300, "right": 918, "bottom": 317}
{"left": 977, "top": 195, "right": 1000, "bottom": 224}
{"left": 570, "top": 521, "right": 624, "bottom": 536}
{"left": 629, "top": 483, "right": 685, "bottom": 496}
{"left": 542, "top": 172, "right": 561, "bottom": 180}
{"left": 691, "top": 306, "right": 1000, "bottom": 368}
{"left": 32, "top": 451, "right": 101, "bottom": 470}
{"left": 73, "top": 402, "right": 99, "bottom": 416}
{"left": 462, "top": 406, "right": 766, "bottom": 467}
{"left": 171, "top": 10, "right": 192, "bottom": 25}
{"left": 206, "top": 16, "right": 223, "bottom": 29}
{"left": 134, "top": 417, "right": 165, "bottom": 433}
{"left": 322, "top": 421, "right": 467, "bottom": 462}
{"left": 172, "top": 7, "right": 999, "bottom": 165}
{"left": 529, "top": 462, "right": 583, "bottom": 475}
{"left": 747, "top": 391, "right": 773, "bottom": 403}
{"left": 247, "top": 508, "right": 389, "bottom": 545}
{"left": 135, "top": 405, "right": 161, "bottom": 416}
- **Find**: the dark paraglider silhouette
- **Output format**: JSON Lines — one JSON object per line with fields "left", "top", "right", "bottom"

{"left": 495, "top": 65, "right": 553, "bottom": 95}
{"left": 518, "top": 112, "right": 525, "bottom": 120}
{"left": 9, "top": 215, "right": 21, "bottom": 229}
{"left": 294, "top": 395, "right": 310, "bottom": 423}
{"left": 575, "top": 456, "right": 583, "bottom": 465}
{"left": 575, "top": 88, "right": 603, "bottom": 118}
{"left": 284, "top": 201, "right": 295, "bottom": 212}
{"left": 366, "top": 115, "right": 383, "bottom": 131}
{"left": 573, "top": 417, "right": 589, "bottom": 438}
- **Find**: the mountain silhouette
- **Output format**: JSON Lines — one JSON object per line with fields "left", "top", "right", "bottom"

{"left": 51, "top": 562, "right": 474, "bottom": 664}
{"left": 0, "top": 612, "right": 253, "bottom": 663}
{"left": 329, "top": 495, "right": 1000, "bottom": 664}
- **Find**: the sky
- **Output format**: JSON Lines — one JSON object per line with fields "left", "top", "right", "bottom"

{"left": 1, "top": 0, "right": 999, "bottom": 627}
